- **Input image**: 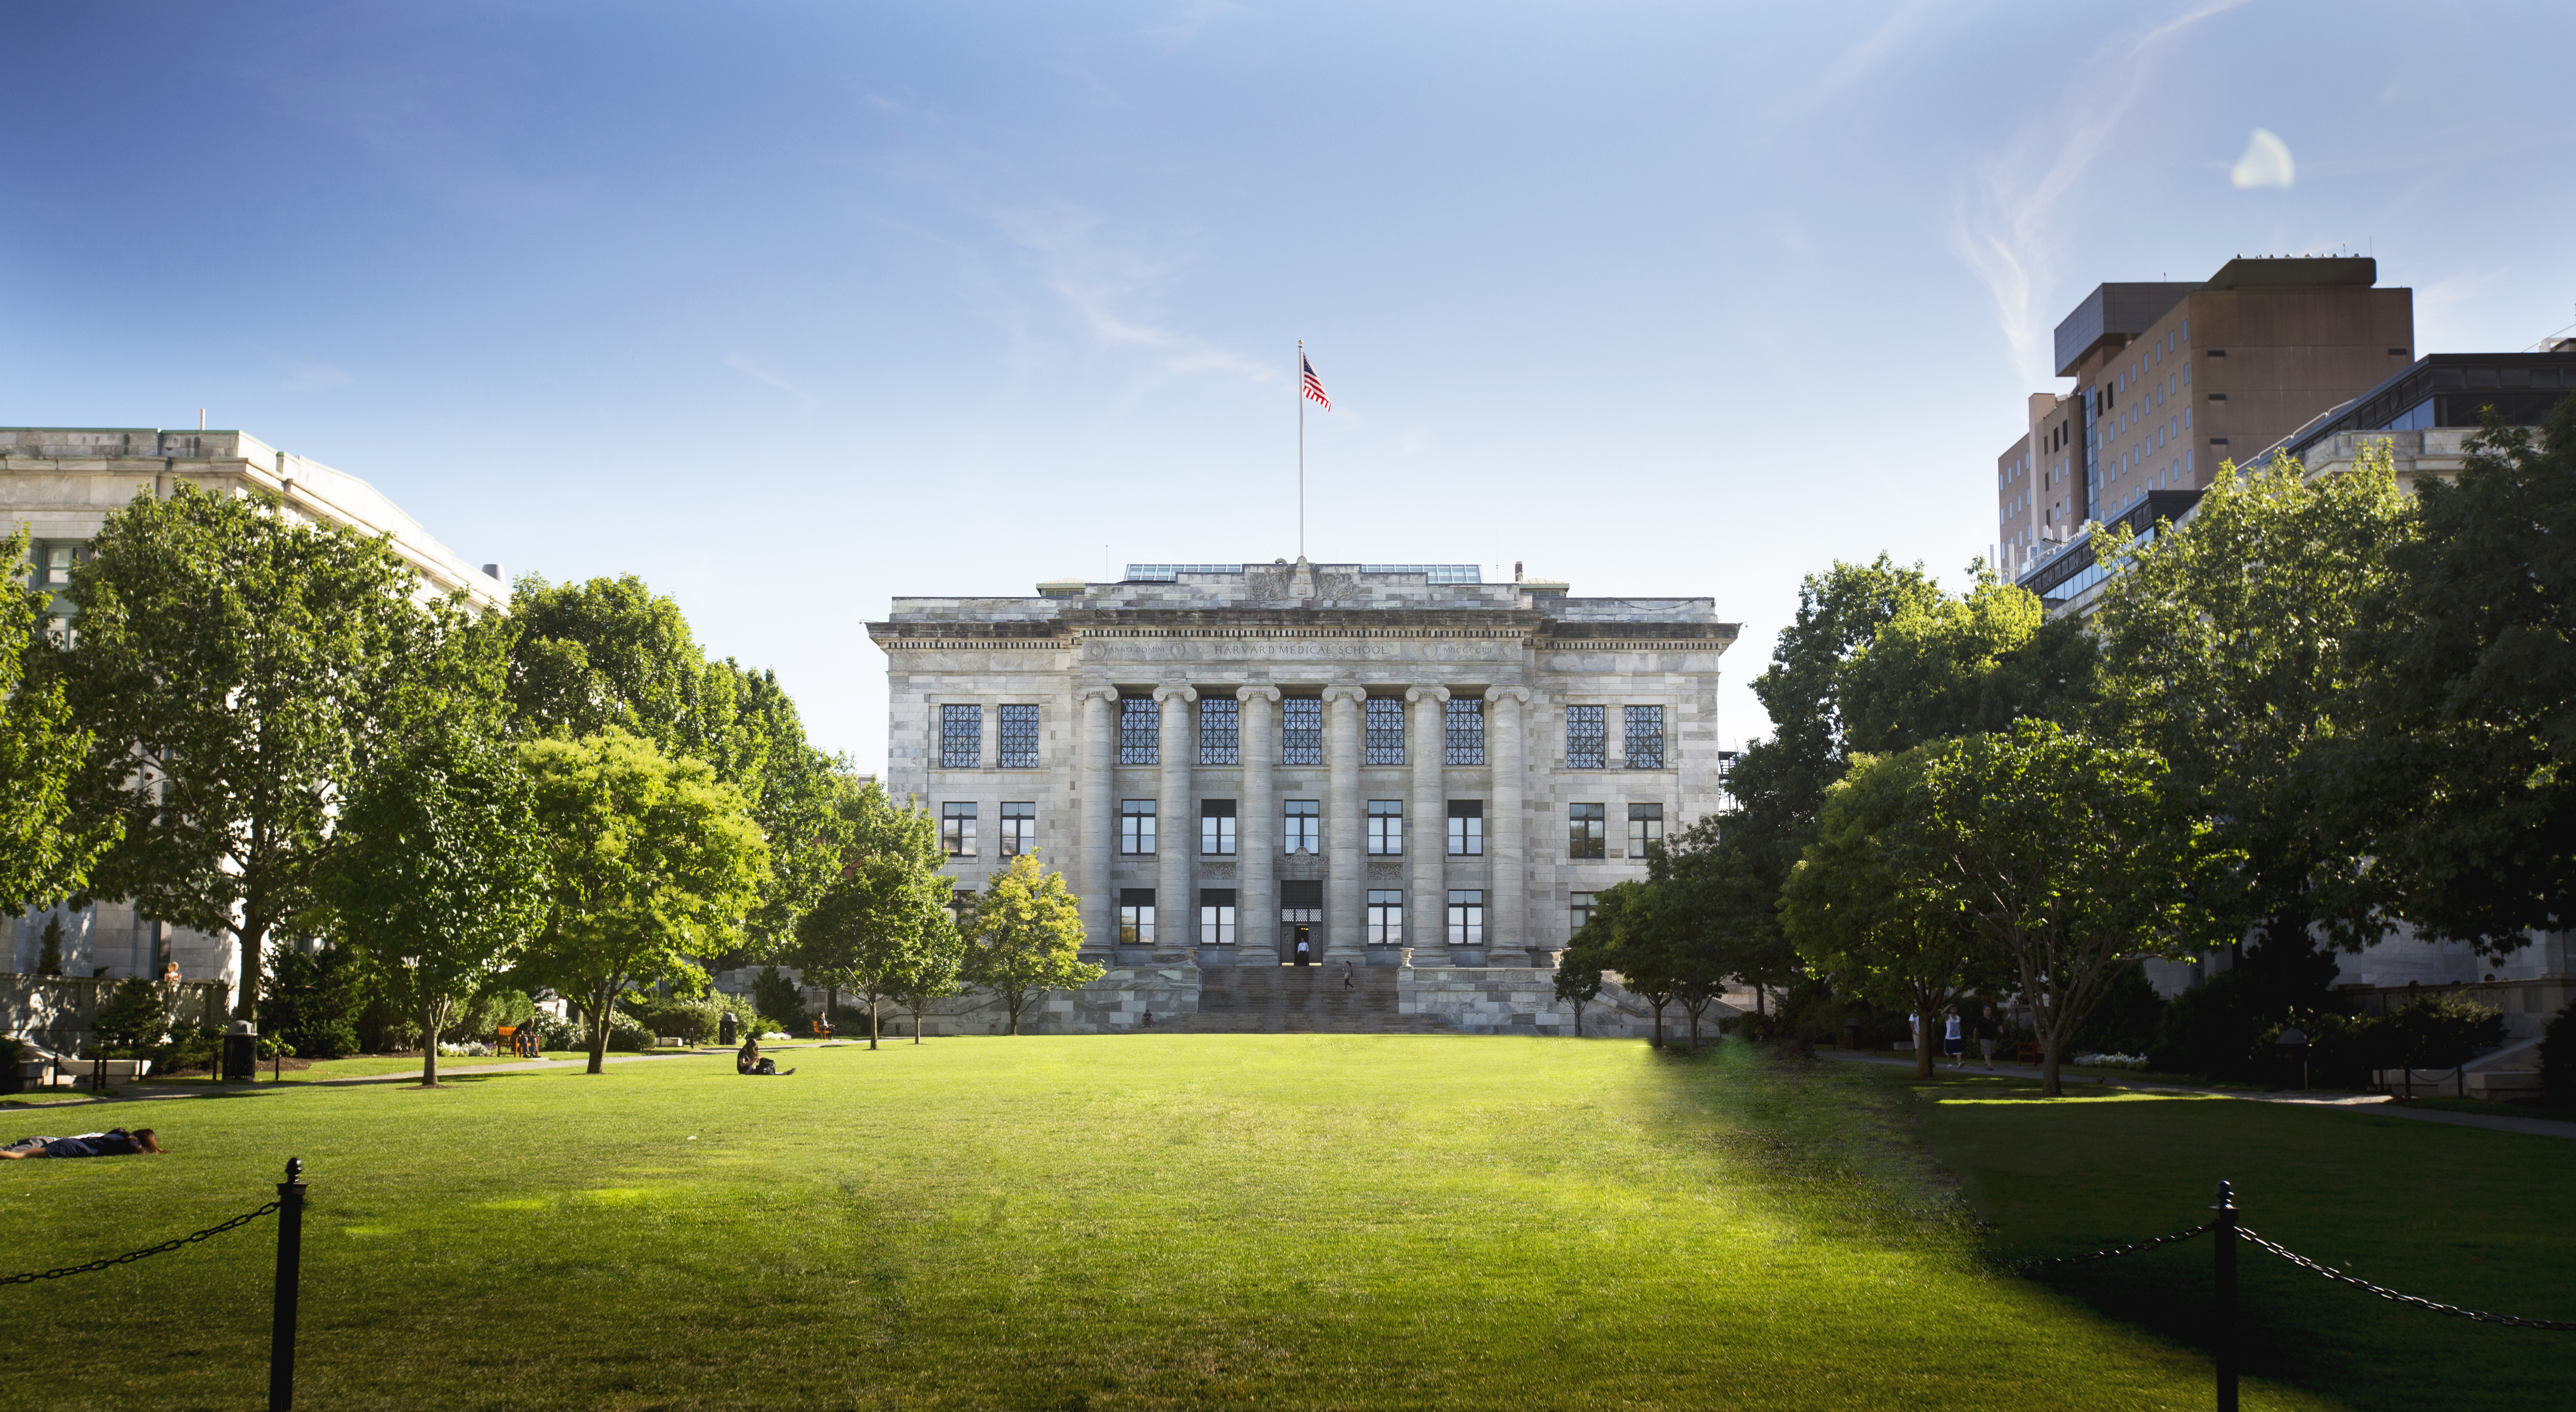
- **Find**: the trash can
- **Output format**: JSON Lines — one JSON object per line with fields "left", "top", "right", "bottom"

{"left": 222, "top": 1021, "right": 259, "bottom": 1082}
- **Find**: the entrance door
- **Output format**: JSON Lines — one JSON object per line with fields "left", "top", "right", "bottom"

{"left": 1290, "top": 925, "right": 1314, "bottom": 966}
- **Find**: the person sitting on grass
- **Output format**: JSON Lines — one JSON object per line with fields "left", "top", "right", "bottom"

{"left": 1, "top": 1128, "right": 162, "bottom": 1159}
{"left": 734, "top": 1037, "right": 793, "bottom": 1077}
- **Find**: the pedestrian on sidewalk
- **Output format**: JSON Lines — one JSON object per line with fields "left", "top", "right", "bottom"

{"left": 1975, "top": 1004, "right": 2001, "bottom": 1070}
{"left": 1342, "top": 960, "right": 1355, "bottom": 990}
{"left": 1943, "top": 1007, "right": 1965, "bottom": 1068}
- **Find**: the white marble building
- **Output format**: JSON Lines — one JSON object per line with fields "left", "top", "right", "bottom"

{"left": 867, "top": 559, "right": 1738, "bottom": 980}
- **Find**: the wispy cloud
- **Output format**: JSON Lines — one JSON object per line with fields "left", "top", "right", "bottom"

{"left": 995, "top": 201, "right": 1271, "bottom": 382}
{"left": 1953, "top": 0, "right": 2255, "bottom": 382}
{"left": 725, "top": 353, "right": 817, "bottom": 407}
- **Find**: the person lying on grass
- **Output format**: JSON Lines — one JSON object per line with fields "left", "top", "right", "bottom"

{"left": 1, "top": 1129, "right": 162, "bottom": 1159}
{"left": 734, "top": 1038, "right": 793, "bottom": 1077}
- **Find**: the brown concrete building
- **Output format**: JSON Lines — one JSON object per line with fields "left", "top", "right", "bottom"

{"left": 1997, "top": 256, "right": 2414, "bottom": 580}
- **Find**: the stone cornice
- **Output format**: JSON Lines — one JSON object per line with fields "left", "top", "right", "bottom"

{"left": 865, "top": 616, "right": 1741, "bottom": 650}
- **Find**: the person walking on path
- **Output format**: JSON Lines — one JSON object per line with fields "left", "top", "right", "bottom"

{"left": 1342, "top": 960, "right": 1356, "bottom": 990}
{"left": 1943, "top": 1007, "right": 1965, "bottom": 1068}
{"left": 1974, "top": 1004, "right": 2002, "bottom": 1070}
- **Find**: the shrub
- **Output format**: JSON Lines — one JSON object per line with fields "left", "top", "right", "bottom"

{"left": 151, "top": 1025, "right": 222, "bottom": 1075}
{"left": 2378, "top": 991, "right": 2505, "bottom": 1069}
{"left": 444, "top": 988, "right": 536, "bottom": 1045}
{"left": 2543, "top": 1002, "right": 2576, "bottom": 1109}
{"left": 752, "top": 967, "right": 811, "bottom": 1035}
{"left": 2071, "top": 961, "right": 2166, "bottom": 1057}
{"left": 93, "top": 977, "right": 176, "bottom": 1050}
{"left": 601, "top": 1010, "right": 655, "bottom": 1053}
{"left": 260, "top": 946, "right": 373, "bottom": 1059}
{"left": 622, "top": 995, "right": 724, "bottom": 1045}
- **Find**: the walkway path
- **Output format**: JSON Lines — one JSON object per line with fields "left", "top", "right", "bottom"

{"left": 12, "top": 1043, "right": 850, "bottom": 1108}
{"left": 1821, "top": 1049, "right": 2576, "bottom": 1139}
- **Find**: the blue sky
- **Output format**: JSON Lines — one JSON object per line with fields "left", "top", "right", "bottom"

{"left": 8, "top": 1, "right": 2572, "bottom": 770}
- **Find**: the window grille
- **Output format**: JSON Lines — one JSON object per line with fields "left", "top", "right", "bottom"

{"left": 1366, "top": 891, "right": 1404, "bottom": 946}
{"left": 1118, "top": 889, "right": 1155, "bottom": 946}
{"left": 1566, "top": 706, "right": 1606, "bottom": 770}
{"left": 941, "top": 801, "right": 977, "bottom": 856}
{"left": 1200, "top": 799, "right": 1237, "bottom": 856}
{"left": 1628, "top": 803, "right": 1664, "bottom": 857}
{"left": 940, "top": 705, "right": 982, "bottom": 769}
{"left": 1444, "top": 697, "right": 1485, "bottom": 764}
{"left": 1199, "top": 889, "right": 1237, "bottom": 945}
{"left": 1120, "top": 800, "right": 1156, "bottom": 855}
{"left": 1118, "top": 697, "right": 1159, "bottom": 764}
{"left": 1568, "top": 803, "right": 1606, "bottom": 859}
{"left": 1364, "top": 698, "right": 1405, "bottom": 765}
{"left": 1624, "top": 706, "right": 1665, "bottom": 769}
{"left": 1199, "top": 697, "right": 1239, "bottom": 765}
{"left": 1446, "top": 890, "right": 1485, "bottom": 947}
{"left": 999, "top": 802, "right": 1035, "bottom": 856}
{"left": 997, "top": 704, "right": 1039, "bottom": 768}
{"left": 1283, "top": 800, "right": 1320, "bottom": 853}
{"left": 1447, "top": 800, "right": 1483, "bottom": 856}
{"left": 1282, "top": 698, "right": 1322, "bottom": 765}
{"left": 1366, "top": 800, "right": 1403, "bottom": 855}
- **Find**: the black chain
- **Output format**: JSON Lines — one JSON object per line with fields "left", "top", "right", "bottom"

{"left": 2015, "top": 1220, "right": 2212, "bottom": 1273}
{"left": 1, "top": 1201, "right": 281, "bottom": 1287}
{"left": 2237, "top": 1227, "right": 2576, "bottom": 1332}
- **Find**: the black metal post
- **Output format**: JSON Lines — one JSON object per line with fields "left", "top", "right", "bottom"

{"left": 270, "top": 1157, "right": 306, "bottom": 1412}
{"left": 2213, "top": 1179, "right": 2237, "bottom": 1412}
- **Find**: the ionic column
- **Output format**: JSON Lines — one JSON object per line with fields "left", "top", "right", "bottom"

{"left": 1405, "top": 685, "right": 1449, "bottom": 963}
{"left": 1153, "top": 683, "right": 1197, "bottom": 962}
{"left": 1077, "top": 687, "right": 1119, "bottom": 958}
{"left": 1238, "top": 685, "right": 1282, "bottom": 962}
{"left": 1321, "top": 684, "right": 1367, "bottom": 962}
{"left": 1488, "top": 687, "right": 1532, "bottom": 966}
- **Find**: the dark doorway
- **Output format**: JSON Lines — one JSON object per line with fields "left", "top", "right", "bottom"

{"left": 1291, "top": 925, "right": 1313, "bottom": 966}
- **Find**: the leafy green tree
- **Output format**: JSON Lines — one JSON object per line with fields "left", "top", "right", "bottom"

{"left": 732, "top": 665, "right": 856, "bottom": 959}
{"left": 519, "top": 729, "right": 770, "bottom": 1074}
{"left": 319, "top": 698, "right": 551, "bottom": 1086}
{"left": 1780, "top": 749, "right": 2004, "bottom": 1078}
{"left": 35, "top": 914, "right": 65, "bottom": 976}
{"left": 965, "top": 853, "right": 1099, "bottom": 1035}
{"left": 1838, "top": 576, "right": 2094, "bottom": 755}
{"left": 92, "top": 976, "right": 173, "bottom": 1052}
{"left": 2341, "top": 399, "right": 2576, "bottom": 946}
{"left": 2092, "top": 445, "right": 2415, "bottom": 968}
{"left": 794, "top": 781, "right": 951, "bottom": 1049}
{"left": 1, "top": 524, "right": 113, "bottom": 914}
{"left": 59, "top": 487, "right": 430, "bottom": 1021}
{"left": 1910, "top": 721, "right": 2230, "bottom": 1096}
{"left": 1551, "top": 935, "right": 1604, "bottom": 1036}
{"left": 1582, "top": 882, "right": 1677, "bottom": 1047}
{"left": 890, "top": 912, "right": 966, "bottom": 1044}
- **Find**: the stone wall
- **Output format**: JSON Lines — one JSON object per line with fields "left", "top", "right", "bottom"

{"left": 3, "top": 975, "right": 230, "bottom": 1050}
{"left": 812, "top": 967, "right": 1203, "bottom": 1039}
{"left": 1398, "top": 964, "right": 1675, "bottom": 1038}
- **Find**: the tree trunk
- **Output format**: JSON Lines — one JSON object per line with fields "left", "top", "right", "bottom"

{"left": 1650, "top": 999, "right": 1666, "bottom": 1049}
{"left": 910, "top": 1002, "right": 926, "bottom": 1044}
{"left": 421, "top": 997, "right": 448, "bottom": 1086}
{"left": 1008, "top": 991, "right": 1024, "bottom": 1036}
{"left": 232, "top": 919, "right": 266, "bottom": 1024}
{"left": 867, "top": 997, "right": 879, "bottom": 1051}
{"left": 586, "top": 979, "right": 614, "bottom": 1075}
{"left": 1572, "top": 998, "right": 1585, "bottom": 1037}
{"left": 2039, "top": 1026, "right": 2064, "bottom": 1097}
{"left": 1684, "top": 1000, "right": 1702, "bottom": 1052}
{"left": 1913, "top": 998, "right": 1935, "bottom": 1078}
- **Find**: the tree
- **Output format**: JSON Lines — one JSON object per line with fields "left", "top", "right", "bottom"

{"left": 732, "top": 666, "right": 856, "bottom": 960}
{"left": 965, "top": 853, "right": 1099, "bottom": 1035}
{"left": 890, "top": 911, "right": 966, "bottom": 1044}
{"left": 319, "top": 697, "right": 551, "bottom": 1087}
{"left": 794, "top": 781, "right": 951, "bottom": 1050}
{"left": 2341, "top": 398, "right": 2576, "bottom": 946}
{"left": 59, "top": 487, "right": 428, "bottom": 1021}
{"left": 2092, "top": 445, "right": 2416, "bottom": 969}
{"left": 0, "top": 524, "right": 113, "bottom": 915}
{"left": 1551, "top": 935, "right": 1604, "bottom": 1036}
{"left": 1584, "top": 883, "right": 1676, "bottom": 1047}
{"left": 519, "top": 729, "right": 770, "bottom": 1074}
{"left": 92, "top": 976, "right": 172, "bottom": 1052}
{"left": 1780, "top": 750, "right": 2004, "bottom": 1078}
{"left": 35, "top": 914, "right": 64, "bottom": 977}
{"left": 1838, "top": 576, "right": 2094, "bottom": 755}
{"left": 1910, "top": 721, "right": 2230, "bottom": 1096}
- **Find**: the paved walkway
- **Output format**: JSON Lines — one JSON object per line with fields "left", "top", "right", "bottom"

{"left": 1821, "top": 1049, "right": 2576, "bottom": 1139}
{"left": 11, "top": 1042, "right": 853, "bottom": 1108}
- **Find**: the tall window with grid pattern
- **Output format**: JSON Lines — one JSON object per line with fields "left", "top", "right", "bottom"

{"left": 997, "top": 704, "right": 1039, "bottom": 768}
{"left": 940, "top": 704, "right": 981, "bottom": 768}
{"left": 1443, "top": 697, "right": 1485, "bottom": 764}
{"left": 1566, "top": 706, "right": 1606, "bottom": 769}
{"left": 1364, "top": 698, "right": 1405, "bottom": 765}
{"left": 1624, "top": 706, "right": 1665, "bottom": 769}
{"left": 1118, "top": 696, "right": 1159, "bottom": 765}
{"left": 1282, "top": 698, "right": 1322, "bottom": 764}
{"left": 1199, "top": 697, "right": 1239, "bottom": 765}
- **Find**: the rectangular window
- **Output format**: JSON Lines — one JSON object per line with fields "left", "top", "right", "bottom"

{"left": 1447, "top": 890, "right": 1485, "bottom": 947}
{"left": 1569, "top": 803, "right": 1606, "bottom": 859}
{"left": 1366, "top": 800, "right": 1403, "bottom": 855}
{"left": 1118, "top": 889, "right": 1155, "bottom": 946}
{"left": 1200, "top": 799, "right": 1237, "bottom": 856}
{"left": 1284, "top": 799, "right": 1320, "bottom": 853}
{"left": 1120, "top": 800, "right": 1156, "bottom": 855}
{"left": 999, "top": 802, "right": 1035, "bottom": 856}
{"left": 1118, "top": 696, "right": 1159, "bottom": 765}
{"left": 1282, "top": 698, "right": 1323, "bottom": 764}
{"left": 1281, "top": 879, "right": 1322, "bottom": 923}
{"left": 1570, "top": 891, "right": 1596, "bottom": 936}
{"left": 941, "top": 801, "right": 977, "bottom": 857}
{"left": 1623, "top": 706, "right": 1664, "bottom": 769}
{"left": 1199, "top": 697, "right": 1239, "bottom": 765}
{"left": 940, "top": 704, "right": 982, "bottom": 769}
{"left": 997, "top": 704, "right": 1040, "bottom": 768}
{"left": 1367, "top": 890, "right": 1405, "bottom": 946}
{"left": 1566, "top": 706, "right": 1606, "bottom": 769}
{"left": 1364, "top": 698, "right": 1405, "bottom": 765}
{"left": 1628, "top": 802, "right": 1664, "bottom": 857}
{"left": 1444, "top": 697, "right": 1485, "bottom": 764}
{"left": 1447, "top": 799, "right": 1484, "bottom": 856}
{"left": 1199, "top": 889, "right": 1237, "bottom": 945}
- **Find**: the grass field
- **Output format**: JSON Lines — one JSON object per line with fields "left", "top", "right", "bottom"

{"left": 1, "top": 1037, "right": 2564, "bottom": 1411}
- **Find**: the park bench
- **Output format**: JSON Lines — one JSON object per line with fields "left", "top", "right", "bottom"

{"left": 656, "top": 1036, "right": 690, "bottom": 1048}
{"left": 494, "top": 1025, "right": 539, "bottom": 1058}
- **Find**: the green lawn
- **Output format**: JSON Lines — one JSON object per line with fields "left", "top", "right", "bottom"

{"left": 0, "top": 1038, "right": 2554, "bottom": 1411}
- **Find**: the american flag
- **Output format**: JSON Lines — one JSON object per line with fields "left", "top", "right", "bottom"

{"left": 1301, "top": 353, "right": 1331, "bottom": 410}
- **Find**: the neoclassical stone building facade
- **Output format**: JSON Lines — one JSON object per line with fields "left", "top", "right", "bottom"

{"left": 867, "top": 559, "right": 1737, "bottom": 988}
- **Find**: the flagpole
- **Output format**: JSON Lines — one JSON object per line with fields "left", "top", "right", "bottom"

{"left": 1297, "top": 339, "right": 1306, "bottom": 559}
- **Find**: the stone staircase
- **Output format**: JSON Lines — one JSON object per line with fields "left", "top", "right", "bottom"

{"left": 1157, "top": 964, "right": 1455, "bottom": 1034}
